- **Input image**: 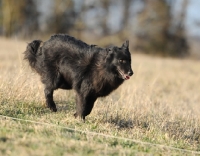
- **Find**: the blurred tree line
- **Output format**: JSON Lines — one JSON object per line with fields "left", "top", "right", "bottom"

{"left": 0, "top": 0, "right": 189, "bottom": 57}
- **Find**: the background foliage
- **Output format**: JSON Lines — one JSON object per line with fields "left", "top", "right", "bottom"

{"left": 0, "top": 0, "right": 196, "bottom": 57}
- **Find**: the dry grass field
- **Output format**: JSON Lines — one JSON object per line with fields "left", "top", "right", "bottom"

{"left": 0, "top": 37, "right": 200, "bottom": 155}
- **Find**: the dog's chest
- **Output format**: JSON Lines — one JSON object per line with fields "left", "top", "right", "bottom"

{"left": 94, "top": 78, "right": 123, "bottom": 97}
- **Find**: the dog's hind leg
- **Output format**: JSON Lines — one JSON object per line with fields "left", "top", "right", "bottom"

{"left": 44, "top": 87, "right": 57, "bottom": 112}
{"left": 41, "top": 69, "right": 60, "bottom": 112}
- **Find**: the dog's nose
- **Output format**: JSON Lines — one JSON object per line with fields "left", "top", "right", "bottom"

{"left": 128, "top": 70, "right": 134, "bottom": 76}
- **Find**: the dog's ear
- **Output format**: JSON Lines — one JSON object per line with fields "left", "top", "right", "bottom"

{"left": 122, "top": 40, "right": 129, "bottom": 49}
{"left": 105, "top": 47, "right": 114, "bottom": 62}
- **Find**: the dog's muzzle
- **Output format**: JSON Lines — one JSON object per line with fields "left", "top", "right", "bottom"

{"left": 118, "top": 69, "right": 134, "bottom": 80}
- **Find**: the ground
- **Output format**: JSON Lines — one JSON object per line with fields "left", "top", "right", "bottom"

{"left": 0, "top": 37, "right": 200, "bottom": 155}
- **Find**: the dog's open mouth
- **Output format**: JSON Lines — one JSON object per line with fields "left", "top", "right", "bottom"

{"left": 117, "top": 69, "right": 130, "bottom": 80}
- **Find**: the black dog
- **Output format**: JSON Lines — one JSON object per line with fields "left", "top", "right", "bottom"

{"left": 24, "top": 34, "right": 133, "bottom": 120}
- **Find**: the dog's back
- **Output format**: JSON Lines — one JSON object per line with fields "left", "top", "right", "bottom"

{"left": 43, "top": 34, "right": 91, "bottom": 54}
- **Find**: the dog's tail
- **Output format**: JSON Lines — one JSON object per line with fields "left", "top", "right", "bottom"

{"left": 24, "top": 40, "right": 42, "bottom": 70}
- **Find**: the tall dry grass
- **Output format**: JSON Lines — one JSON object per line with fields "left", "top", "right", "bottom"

{"left": 0, "top": 37, "right": 200, "bottom": 152}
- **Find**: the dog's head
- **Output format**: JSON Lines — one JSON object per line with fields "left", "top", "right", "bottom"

{"left": 106, "top": 40, "right": 133, "bottom": 80}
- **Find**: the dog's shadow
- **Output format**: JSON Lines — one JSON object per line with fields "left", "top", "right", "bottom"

{"left": 105, "top": 115, "right": 134, "bottom": 129}
{"left": 105, "top": 115, "right": 149, "bottom": 130}
{"left": 55, "top": 100, "right": 75, "bottom": 112}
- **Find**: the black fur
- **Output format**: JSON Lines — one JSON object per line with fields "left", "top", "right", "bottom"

{"left": 24, "top": 34, "right": 133, "bottom": 120}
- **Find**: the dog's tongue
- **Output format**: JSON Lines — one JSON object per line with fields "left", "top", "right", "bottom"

{"left": 125, "top": 76, "right": 130, "bottom": 80}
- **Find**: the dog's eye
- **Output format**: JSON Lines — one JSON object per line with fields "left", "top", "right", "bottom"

{"left": 119, "top": 59, "right": 123, "bottom": 63}
{"left": 123, "top": 60, "right": 126, "bottom": 63}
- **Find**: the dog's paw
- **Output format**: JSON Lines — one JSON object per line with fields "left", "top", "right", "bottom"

{"left": 74, "top": 112, "right": 78, "bottom": 118}
{"left": 50, "top": 106, "right": 57, "bottom": 112}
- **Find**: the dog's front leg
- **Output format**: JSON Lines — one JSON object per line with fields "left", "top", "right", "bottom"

{"left": 74, "top": 94, "right": 87, "bottom": 121}
{"left": 74, "top": 93, "right": 96, "bottom": 121}
{"left": 74, "top": 94, "right": 82, "bottom": 119}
